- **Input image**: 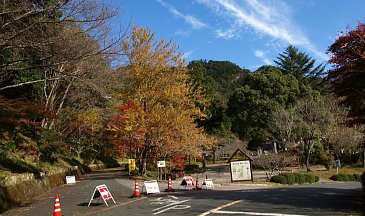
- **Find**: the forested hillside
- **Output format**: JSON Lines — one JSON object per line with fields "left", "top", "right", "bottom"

{"left": 1, "top": 1, "right": 364, "bottom": 178}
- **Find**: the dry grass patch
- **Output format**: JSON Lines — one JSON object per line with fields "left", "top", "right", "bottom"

{"left": 311, "top": 167, "right": 365, "bottom": 180}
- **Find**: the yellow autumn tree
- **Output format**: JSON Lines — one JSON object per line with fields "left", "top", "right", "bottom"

{"left": 115, "top": 26, "right": 213, "bottom": 175}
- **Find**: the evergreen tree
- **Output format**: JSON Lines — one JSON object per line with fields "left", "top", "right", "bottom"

{"left": 274, "top": 45, "right": 327, "bottom": 93}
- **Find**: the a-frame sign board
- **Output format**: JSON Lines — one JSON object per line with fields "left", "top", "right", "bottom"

{"left": 88, "top": 184, "right": 116, "bottom": 207}
{"left": 227, "top": 148, "right": 254, "bottom": 183}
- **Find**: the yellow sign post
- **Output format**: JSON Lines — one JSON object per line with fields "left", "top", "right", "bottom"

{"left": 128, "top": 159, "right": 135, "bottom": 175}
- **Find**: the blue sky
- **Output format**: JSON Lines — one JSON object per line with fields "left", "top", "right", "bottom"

{"left": 117, "top": 0, "right": 364, "bottom": 70}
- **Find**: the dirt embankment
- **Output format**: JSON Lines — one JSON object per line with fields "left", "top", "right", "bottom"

{"left": 0, "top": 163, "right": 112, "bottom": 213}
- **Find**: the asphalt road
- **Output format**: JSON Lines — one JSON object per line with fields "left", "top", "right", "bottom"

{"left": 1, "top": 167, "right": 364, "bottom": 216}
{"left": 85, "top": 182, "right": 365, "bottom": 216}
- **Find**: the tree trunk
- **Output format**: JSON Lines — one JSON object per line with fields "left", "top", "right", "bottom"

{"left": 363, "top": 149, "right": 365, "bottom": 168}
{"left": 213, "top": 148, "right": 216, "bottom": 164}
{"left": 305, "top": 153, "right": 311, "bottom": 172}
{"left": 273, "top": 142, "right": 278, "bottom": 153}
{"left": 139, "top": 148, "right": 148, "bottom": 176}
{"left": 305, "top": 141, "right": 313, "bottom": 172}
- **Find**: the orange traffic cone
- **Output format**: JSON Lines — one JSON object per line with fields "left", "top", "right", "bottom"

{"left": 53, "top": 194, "right": 62, "bottom": 216}
{"left": 195, "top": 174, "right": 201, "bottom": 190}
{"left": 165, "top": 176, "right": 174, "bottom": 192}
{"left": 133, "top": 179, "right": 140, "bottom": 198}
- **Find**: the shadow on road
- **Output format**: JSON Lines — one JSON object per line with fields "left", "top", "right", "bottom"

{"left": 173, "top": 186, "right": 365, "bottom": 215}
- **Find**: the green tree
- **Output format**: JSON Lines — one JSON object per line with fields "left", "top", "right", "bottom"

{"left": 188, "top": 60, "right": 232, "bottom": 137}
{"left": 275, "top": 45, "right": 326, "bottom": 93}
{"left": 227, "top": 68, "right": 301, "bottom": 142}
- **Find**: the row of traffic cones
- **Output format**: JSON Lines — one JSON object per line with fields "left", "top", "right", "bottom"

{"left": 52, "top": 174, "right": 210, "bottom": 214}
{"left": 132, "top": 174, "right": 209, "bottom": 196}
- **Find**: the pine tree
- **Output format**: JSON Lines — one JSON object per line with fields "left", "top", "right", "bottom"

{"left": 274, "top": 45, "right": 326, "bottom": 93}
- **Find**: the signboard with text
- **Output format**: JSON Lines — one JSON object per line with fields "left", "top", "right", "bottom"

{"left": 157, "top": 161, "right": 166, "bottom": 167}
{"left": 144, "top": 180, "right": 160, "bottom": 194}
{"left": 230, "top": 160, "right": 252, "bottom": 182}
{"left": 202, "top": 179, "right": 214, "bottom": 190}
{"left": 66, "top": 176, "right": 76, "bottom": 184}
{"left": 129, "top": 159, "right": 136, "bottom": 171}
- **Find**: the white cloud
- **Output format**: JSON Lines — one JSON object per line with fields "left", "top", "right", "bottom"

{"left": 174, "top": 30, "right": 192, "bottom": 37}
{"left": 197, "top": 0, "right": 327, "bottom": 61}
{"left": 255, "top": 49, "right": 273, "bottom": 65}
{"left": 183, "top": 50, "right": 195, "bottom": 59}
{"left": 215, "top": 28, "right": 239, "bottom": 39}
{"left": 157, "top": 0, "right": 208, "bottom": 29}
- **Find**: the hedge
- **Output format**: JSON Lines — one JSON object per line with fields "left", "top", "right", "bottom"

{"left": 304, "top": 173, "right": 317, "bottom": 183}
{"left": 270, "top": 172, "right": 319, "bottom": 185}
{"left": 330, "top": 173, "right": 362, "bottom": 182}
{"left": 330, "top": 174, "right": 342, "bottom": 181}
{"left": 280, "top": 173, "right": 296, "bottom": 185}
{"left": 339, "top": 173, "right": 350, "bottom": 182}
{"left": 353, "top": 174, "right": 361, "bottom": 182}
{"left": 271, "top": 175, "right": 287, "bottom": 184}
{"left": 293, "top": 173, "right": 306, "bottom": 185}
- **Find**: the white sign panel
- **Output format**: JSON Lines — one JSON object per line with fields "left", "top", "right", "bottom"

{"left": 88, "top": 184, "right": 116, "bottom": 207}
{"left": 157, "top": 161, "right": 166, "bottom": 167}
{"left": 144, "top": 180, "right": 161, "bottom": 194}
{"left": 230, "top": 160, "right": 252, "bottom": 181}
{"left": 66, "top": 176, "right": 76, "bottom": 184}
{"left": 202, "top": 179, "right": 214, "bottom": 190}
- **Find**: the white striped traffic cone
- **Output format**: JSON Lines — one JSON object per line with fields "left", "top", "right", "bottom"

{"left": 53, "top": 194, "right": 62, "bottom": 216}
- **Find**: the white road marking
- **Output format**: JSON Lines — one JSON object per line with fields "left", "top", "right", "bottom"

{"left": 152, "top": 200, "right": 191, "bottom": 215}
{"left": 197, "top": 199, "right": 307, "bottom": 216}
{"left": 151, "top": 196, "right": 191, "bottom": 215}
{"left": 213, "top": 210, "right": 307, "bottom": 216}
{"left": 150, "top": 196, "right": 178, "bottom": 205}
{"left": 153, "top": 203, "right": 191, "bottom": 215}
{"left": 198, "top": 200, "right": 242, "bottom": 216}
{"left": 76, "top": 197, "right": 147, "bottom": 216}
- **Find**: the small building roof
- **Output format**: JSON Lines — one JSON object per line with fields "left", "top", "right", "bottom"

{"left": 227, "top": 148, "right": 254, "bottom": 163}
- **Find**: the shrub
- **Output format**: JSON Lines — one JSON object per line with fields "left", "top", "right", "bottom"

{"left": 304, "top": 173, "right": 316, "bottom": 183}
{"left": 293, "top": 173, "right": 306, "bottom": 185}
{"left": 339, "top": 173, "right": 350, "bottom": 182}
{"left": 0, "top": 158, "right": 40, "bottom": 174}
{"left": 129, "top": 169, "right": 139, "bottom": 176}
{"left": 280, "top": 173, "right": 296, "bottom": 185}
{"left": 348, "top": 174, "right": 355, "bottom": 181}
{"left": 353, "top": 174, "right": 361, "bottom": 182}
{"left": 330, "top": 174, "right": 342, "bottom": 181}
{"left": 271, "top": 173, "right": 319, "bottom": 185}
{"left": 270, "top": 175, "right": 287, "bottom": 184}
{"left": 184, "top": 164, "right": 202, "bottom": 174}
{"left": 146, "top": 170, "right": 158, "bottom": 179}
{"left": 331, "top": 173, "right": 361, "bottom": 182}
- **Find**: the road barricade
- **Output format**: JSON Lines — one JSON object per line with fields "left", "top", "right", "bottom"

{"left": 88, "top": 184, "right": 116, "bottom": 206}
{"left": 202, "top": 179, "right": 214, "bottom": 190}
{"left": 143, "top": 180, "right": 160, "bottom": 194}
{"left": 180, "top": 176, "right": 194, "bottom": 190}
